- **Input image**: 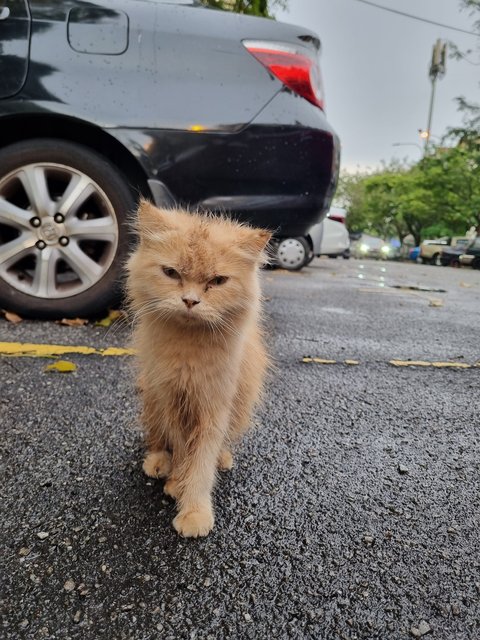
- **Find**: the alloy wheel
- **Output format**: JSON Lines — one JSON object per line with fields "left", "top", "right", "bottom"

{"left": 0, "top": 163, "right": 118, "bottom": 299}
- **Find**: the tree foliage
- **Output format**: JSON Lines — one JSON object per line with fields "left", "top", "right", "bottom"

{"left": 336, "top": 144, "right": 480, "bottom": 246}
{"left": 448, "top": 1, "right": 480, "bottom": 139}
{"left": 202, "top": 0, "right": 287, "bottom": 18}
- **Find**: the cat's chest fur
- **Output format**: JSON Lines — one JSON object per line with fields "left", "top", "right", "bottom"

{"left": 145, "top": 326, "right": 242, "bottom": 393}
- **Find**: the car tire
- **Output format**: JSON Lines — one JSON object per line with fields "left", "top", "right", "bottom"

{"left": 276, "top": 236, "right": 310, "bottom": 271}
{"left": 472, "top": 257, "right": 480, "bottom": 270}
{"left": 304, "top": 251, "right": 315, "bottom": 266}
{"left": 0, "top": 139, "right": 135, "bottom": 319}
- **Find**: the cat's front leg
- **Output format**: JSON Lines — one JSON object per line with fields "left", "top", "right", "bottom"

{"left": 172, "top": 416, "right": 227, "bottom": 538}
{"left": 140, "top": 389, "right": 172, "bottom": 478}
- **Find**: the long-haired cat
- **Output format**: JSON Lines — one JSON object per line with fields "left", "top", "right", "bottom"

{"left": 126, "top": 200, "right": 271, "bottom": 537}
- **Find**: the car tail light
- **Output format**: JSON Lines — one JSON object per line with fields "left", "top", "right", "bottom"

{"left": 243, "top": 40, "right": 324, "bottom": 110}
{"left": 328, "top": 215, "right": 345, "bottom": 224}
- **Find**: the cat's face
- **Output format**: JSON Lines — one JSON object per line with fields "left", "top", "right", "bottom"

{"left": 127, "top": 202, "right": 271, "bottom": 328}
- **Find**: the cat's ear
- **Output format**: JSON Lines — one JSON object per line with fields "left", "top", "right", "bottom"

{"left": 136, "top": 199, "right": 176, "bottom": 234}
{"left": 237, "top": 227, "right": 272, "bottom": 258}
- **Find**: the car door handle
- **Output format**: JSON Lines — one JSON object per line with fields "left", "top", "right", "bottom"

{"left": 0, "top": 6, "right": 11, "bottom": 20}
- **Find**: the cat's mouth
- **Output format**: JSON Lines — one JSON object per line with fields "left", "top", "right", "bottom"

{"left": 179, "top": 308, "right": 202, "bottom": 323}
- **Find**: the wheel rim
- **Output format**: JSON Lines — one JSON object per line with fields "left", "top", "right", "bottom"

{"left": 0, "top": 163, "right": 118, "bottom": 299}
{"left": 277, "top": 238, "right": 306, "bottom": 268}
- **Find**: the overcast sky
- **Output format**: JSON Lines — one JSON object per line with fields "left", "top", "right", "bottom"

{"left": 275, "top": 0, "right": 480, "bottom": 172}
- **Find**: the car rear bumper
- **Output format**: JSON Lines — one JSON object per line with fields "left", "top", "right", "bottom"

{"left": 110, "top": 93, "right": 339, "bottom": 237}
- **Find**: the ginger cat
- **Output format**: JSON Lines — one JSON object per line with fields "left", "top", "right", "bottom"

{"left": 126, "top": 200, "right": 271, "bottom": 537}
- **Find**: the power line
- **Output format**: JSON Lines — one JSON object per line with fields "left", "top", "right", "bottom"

{"left": 349, "top": 0, "right": 479, "bottom": 37}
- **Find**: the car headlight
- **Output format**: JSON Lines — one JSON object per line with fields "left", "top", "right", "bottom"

{"left": 360, "top": 243, "right": 370, "bottom": 253}
{"left": 381, "top": 245, "right": 390, "bottom": 254}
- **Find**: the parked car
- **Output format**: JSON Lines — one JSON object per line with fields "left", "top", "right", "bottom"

{"left": 275, "top": 207, "right": 349, "bottom": 270}
{"left": 308, "top": 215, "right": 350, "bottom": 260}
{"left": 351, "top": 235, "right": 391, "bottom": 260}
{"left": 439, "top": 245, "right": 468, "bottom": 267}
{"left": 0, "top": 0, "right": 339, "bottom": 318}
{"left": 420, "top": 237, "right": 470, "bottom": 265}
{"left": 459, "top": 237, "right": 480, "bottom": 268}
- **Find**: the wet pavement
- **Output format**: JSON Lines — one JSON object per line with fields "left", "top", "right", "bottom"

{"left": 1, "top": 258, "right": 479, "bottom": 640}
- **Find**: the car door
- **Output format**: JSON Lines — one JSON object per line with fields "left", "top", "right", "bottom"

{"left": 0, "top": 0, "right": 31, "bottom": 99}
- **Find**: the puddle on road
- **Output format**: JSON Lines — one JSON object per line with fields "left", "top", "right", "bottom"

{"left": 391, "top": 285, "right": 447, "bottom": 293}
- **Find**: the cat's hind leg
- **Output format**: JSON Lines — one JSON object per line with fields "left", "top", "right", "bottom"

{"left": 143, "top": 450, "right": 172, "bottom": 479}
{"left": 217, "top": 448, "right": 233, "bottom": 471}
{"left": 227, "top": 337, "right": 268, "bottom": 443}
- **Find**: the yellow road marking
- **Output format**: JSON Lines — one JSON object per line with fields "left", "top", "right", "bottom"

{"left": 0, "top": 343, "right": 477, "bottom": 370}
{"left": 0, "top": 342, "right": 135, "bottom": 358}
{"left": 302, "top": 358, "right": 359, "bottom": 366}
{"left": 303, "top": 357, "right": 478, "bottom": 369}
{"left": 390, "top": 359, "right": 474, "bottom": 369}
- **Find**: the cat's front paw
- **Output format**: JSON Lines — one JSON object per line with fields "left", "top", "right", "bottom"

{"left": 143, "top": 451, "right": 172, "bottom": 479}
{"left": 173, "top": 507, "right": 214, "bottom": 538}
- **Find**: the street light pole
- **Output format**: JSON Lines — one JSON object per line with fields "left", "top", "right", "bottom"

{"left": 423, "top": 39, "right": 446, "bottom": 155}
{"left": 425, "top": 78, "right": 437, "bottom": 152}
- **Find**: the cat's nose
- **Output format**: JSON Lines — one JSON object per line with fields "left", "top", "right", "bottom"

{"left": 182, "top": 296, "right": 200, "bottom": 309}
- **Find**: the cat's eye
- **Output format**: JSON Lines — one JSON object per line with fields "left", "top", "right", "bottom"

{"left": 162, "top": 267, "right": 181, "bottom": 280}
{"left": 208, "top": 275, "right": 228, "bottom": 286}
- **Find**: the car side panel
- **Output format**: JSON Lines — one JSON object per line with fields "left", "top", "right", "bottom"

{"left": 0, "top": 0, "right": 31, "bottom": 98}
{"left": 2, "top": 0, "right": 321, "bottom": 131}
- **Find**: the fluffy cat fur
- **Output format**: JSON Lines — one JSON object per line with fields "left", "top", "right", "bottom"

{"left": 126, "top": 200, "right": 271, "bottom": 538}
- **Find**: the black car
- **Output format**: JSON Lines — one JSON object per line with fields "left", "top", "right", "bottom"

{"left": 439, "top": 245, "right": 467, "bottom": 267}
{"left": 0, "top": 0, "right": 339, "bottom": 318}
{"left": 459, "top": 237, "right": 480, "bottom": 269}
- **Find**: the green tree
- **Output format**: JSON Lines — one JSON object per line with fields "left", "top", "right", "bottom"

{"left": 449, "top": 1, "right": 480, "bottom": 138}
{"left": 202, "top": 0, "right": 287, "bottom": 18}
{"left": 334, "top": 171, "right": 369, "bottom": 233}
{"left": 335, "top": 144, "right": 480, "bottom": 246}
{"left": 418, "top": 145, "right": 480, "bottom": 230}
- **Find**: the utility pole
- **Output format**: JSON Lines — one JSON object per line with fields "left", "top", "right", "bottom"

{"left": 423, "top": 39, "right": 447, "bottom": 155}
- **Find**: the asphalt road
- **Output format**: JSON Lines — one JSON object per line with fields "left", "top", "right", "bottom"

{"left": 1, "top": 258, "right": 479, "bottom": 640}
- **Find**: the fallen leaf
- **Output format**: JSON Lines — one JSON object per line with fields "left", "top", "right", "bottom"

{"left": 459, "top": 282, "right": 472, "bottom": 288}
{"left": 428, "top": 298, "right": 444, "bottom": 307}
{"left": 44, "top": 360, "right": 77, "bottom": 373}
{"left": 4, "top": 311, "right": 22, "bottom": 324}
{"left": 95, "top": 310, "right": 123, "bottom": 327}
{"left": 56, "top": 318, "right": 88, "bottom": 327}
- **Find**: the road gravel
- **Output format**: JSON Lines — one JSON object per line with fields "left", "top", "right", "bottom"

{"left": 1, "top": 259, "right": 479, "bottom": 640}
